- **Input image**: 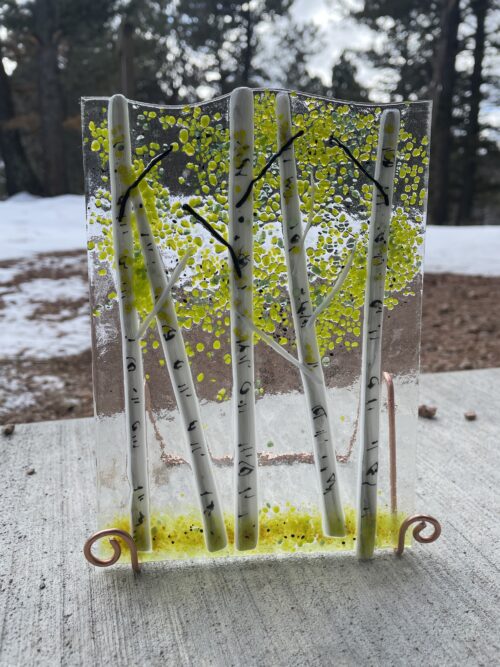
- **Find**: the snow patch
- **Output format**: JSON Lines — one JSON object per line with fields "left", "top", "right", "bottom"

{"left": 32, "top": 375, "right": 65, "bottom": 391}
{"left": 0, "top": 275, "right": 90, "bottom": 359}
{"left": 0, "top": 376, "right": 37, "bottom": 414}
{"left": 425, "top": 225, "right": 500, "bottom": 277}
{"left": 0, "top": 194, "right": 86, "bottom": 260}
{"left": 0, "top": 372, "right": 66, "bottom": 418}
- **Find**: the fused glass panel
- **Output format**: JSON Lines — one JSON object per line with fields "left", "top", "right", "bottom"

{"left": 82, "top": 89, "right": 431, "bottom": 562}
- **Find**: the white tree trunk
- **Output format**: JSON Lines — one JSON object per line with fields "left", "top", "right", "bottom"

{"left": 229, "top": 88, "right": 258, "bottom": 550}
{"left": 108, "top": 94, "right": 151, "bottom": 551}
{"left": 275, "top": 92, "right": 345, "bottom": 537}
{"left": 136, "top": 214, "right": 228, "bottom": 553}
{"left": 109, "top": 95, "right": 228, "bottom": 553}
{"left": 356, "top": 108, "right": 401, "bottom": 560}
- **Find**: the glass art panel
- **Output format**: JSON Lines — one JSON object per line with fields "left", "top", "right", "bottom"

{"left": 82, "top": 88, "right": 431, "bottom": 562}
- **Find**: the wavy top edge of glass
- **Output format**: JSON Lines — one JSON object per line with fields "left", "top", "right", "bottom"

{"left": 81, "top": 87, "right": 432, "bottom": 112}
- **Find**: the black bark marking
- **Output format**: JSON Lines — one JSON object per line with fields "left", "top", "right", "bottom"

{"left": 203, "top": 500, "right": 215, "bottom": 515}
{"left": 370, "top": 299, "right": 383, "bottom": 314}
{"left": 328, "top": 135, "right": 389, "bottom": 206}
{"left": 162, "top": 324, "right": 176, "bottom": 342}
{"left": 240, "top": 381, "right": 252, "bottom": 395}
{"left": 182, "top": 204, "right": 242, "bottom": 278}
{"left": 118, "top": 146, "right": 173, "bottom": 221}
{"left": 235, "top": 130, "right": 305, "bottom": 208}
{"left": 312, "top": 405, "right": 327, "bottom": 419}
{"left": 238, "top": 461, "right": 255, "bottom": 476}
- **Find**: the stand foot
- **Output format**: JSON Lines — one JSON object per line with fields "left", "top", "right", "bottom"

{"left": 395, "top": 514, "right": 442, "bottom": 556}
{"left": 84, "top": 528, "right": 140, "bottom": 573}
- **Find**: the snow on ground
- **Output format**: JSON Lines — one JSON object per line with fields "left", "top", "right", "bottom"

{"left": 0, "top": 249, "right": 90, "bottom": 360}
{"left": 0, "top": 372, "right": 65, "bottom": 415}
{"left": 425, "top": 225, "right": 500, "bottom": 277}
{"left": 0, "top": 193, "right": 499, "bottom": 275}
{"left": 0, "top": 275, "right": 89, "bottom": 359}
{"left": 0, "top": 246, "right": 90, "bottom": 418}
{"left": 0, "top": 193, "right": 86, "bottom": 260}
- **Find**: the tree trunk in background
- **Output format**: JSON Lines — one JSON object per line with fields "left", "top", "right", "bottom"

{"left": 428, "top": 0, "right": 461, "bottom": 225}
{"left": 455, "top": 0, "right": 489, "bottom": 225}
{"left": 241, "top": 9, "right": 254, "bottom": 86}
{"left": 218, "top": 51, "right": 230, "bottom": 94}
{"left": 0, "top": 50, "right": 41, "bottom": 196}
{"left": 33, "top": 0, "right": 68, "bottom": 196}
{"left": 119, "top": 16, "right": 136, "bottom": 98}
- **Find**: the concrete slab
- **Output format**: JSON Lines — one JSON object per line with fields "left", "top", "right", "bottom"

{"left": 1, "top": 369, "right": 498, "bottom": 666}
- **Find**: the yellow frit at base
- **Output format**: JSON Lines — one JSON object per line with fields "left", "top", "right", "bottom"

{"left": 100, "top": 505, "right": 408, "bottom": 562}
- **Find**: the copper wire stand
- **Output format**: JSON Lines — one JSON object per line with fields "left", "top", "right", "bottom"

{"left": 84, "top": 373, "right": 441, "bottom": 571}
{"left": 383, "top": 371, "right": 442, "bottom": 555}
{"left": 84, "top": 528, "right": 141, "bottom": 573}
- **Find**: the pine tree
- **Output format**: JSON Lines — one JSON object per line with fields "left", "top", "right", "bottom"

{"left": 330, "top": 53, "right": 368, "bottom": 102}
{"left": 428, "top": 0, "right": 461, "bottom": 225}
{"left": 354, "top": 0, "right": 499, "bottom": 225}
{"left": 0, "top": 46, "right": 41, "bottom": 196}
{"left": 32, "top": 0, "right": 69, "bottom": 195}
{"left": 1, "top": 0, "right": 119, "bottom": 195}
{"left": 354, "top": 0, "right": 441, "bottom": 100}
{"left": 455, "top": 0, "right": 490, "bottom": 224}
{"left": 169, "top": 0, "right": 317, "bottom": 97}
{"left": 276, "top": 23, "right": 329, "bottom": 96}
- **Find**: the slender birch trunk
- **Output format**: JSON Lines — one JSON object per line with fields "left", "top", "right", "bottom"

{"left": 356, "top": 108, "right": 400, "bottom": 560}
{"left": 136, "top": 211, "right": 227, "bottom": 553}
{"left": 108, "top": 94, "right": 151, "bottom": 551}
{"left": 275, "top": 92, "right": 345, "bottom": 537}
{"left": 229, "top": 88, "right": 258, "bottom": 550}
{"left": 109, "top": 95, "right": 228, "bottom": 553}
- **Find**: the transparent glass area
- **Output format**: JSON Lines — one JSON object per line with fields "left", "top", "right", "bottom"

{"left": 82, "top": 89, "right": 431, "bottom": 562}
